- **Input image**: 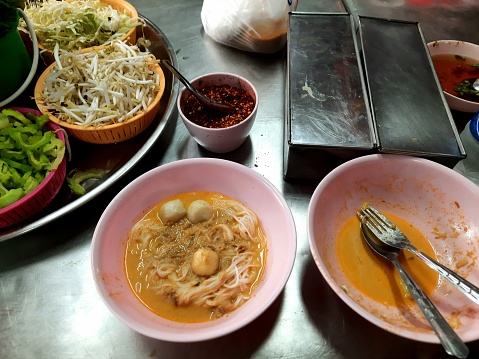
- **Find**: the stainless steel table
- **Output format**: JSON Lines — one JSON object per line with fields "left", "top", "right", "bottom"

{"left": 1, "top": 0, "right": 479, "bottom": 358}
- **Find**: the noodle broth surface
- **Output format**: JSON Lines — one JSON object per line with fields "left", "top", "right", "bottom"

{"left": 125, "top": 191, "right": 267, "bottom": 323}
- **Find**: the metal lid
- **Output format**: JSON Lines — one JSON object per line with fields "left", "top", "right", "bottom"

{"left": 287, "top": 12, "right": 374, "bottom": 150}
{"left": 359, "top": 16, "right": 465, "bottom": 160}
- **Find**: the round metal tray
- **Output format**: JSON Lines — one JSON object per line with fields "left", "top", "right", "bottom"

{"left": 0, "top": 16, "right": 179, "bottom": 241}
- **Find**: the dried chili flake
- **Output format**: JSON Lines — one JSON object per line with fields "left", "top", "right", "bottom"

{"left": 183, "top": 85, "right": 254, "bottom": 128}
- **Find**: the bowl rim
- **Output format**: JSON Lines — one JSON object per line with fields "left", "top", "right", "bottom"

{"left": 427, "top": 39, "right": 479, "bottom": 108}
{"left": 307, "top": 153, "right": 479, "bottom": 344}
{"left": 91, "top": 157, "right": 297, "bottom": 342}
{"left": 34, "top": 56, "right": 165, "bottom": 131}
{"left": 0, "top": 107, "right": 66, "bottom": 215}
{"left": 177, "top": 72, "right": 259, "bottom": 131}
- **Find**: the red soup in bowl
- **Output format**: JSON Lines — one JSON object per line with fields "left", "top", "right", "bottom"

{"left": 432, "top": 54, "right": 479, "bottom": 103}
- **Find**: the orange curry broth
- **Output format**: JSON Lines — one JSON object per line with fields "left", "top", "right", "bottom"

{"left": 124, "top": 191, "right": 266, "bottom": 323}
{"left": 337, "top": 213, "right": 439, "bottom": 307}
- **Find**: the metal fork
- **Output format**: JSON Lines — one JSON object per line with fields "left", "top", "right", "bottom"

{"left": 359, "top": 220, "right": 469, "bottom": 358}
{"left": 358, "top": 205, "right": 479, "bottom": 305}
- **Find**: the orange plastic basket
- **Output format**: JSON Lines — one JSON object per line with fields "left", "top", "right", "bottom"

{"left": 34, "top": 62, "right": 165, "bottom": 144}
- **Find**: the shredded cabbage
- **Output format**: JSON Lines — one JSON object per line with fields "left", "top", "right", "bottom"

{"left": 23, "top": 0, "right": 141, "bottom": 51}
{"left": 39, "top": 40, "right": 161, "bottom": 127}
{"left": 0, "top": 110, "right": 65, "bottom": 209}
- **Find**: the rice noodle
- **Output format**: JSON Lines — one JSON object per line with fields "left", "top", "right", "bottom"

{"left": 126, "top": 196, "right": 267, "bottom": 320}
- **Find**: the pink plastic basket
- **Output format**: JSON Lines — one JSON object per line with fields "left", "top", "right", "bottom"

{"left": 0, "top": 107, "right": 67, "bottom": 228}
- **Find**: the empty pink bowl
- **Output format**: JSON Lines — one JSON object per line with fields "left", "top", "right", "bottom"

{"left": 177, "top": 73, "right": 258, "bottom": 153}
{"left": 0, "top": 107, "right": 66, "bottom": 228}
{"left": 307, "top": 154, "right": 479, "bottom": 343}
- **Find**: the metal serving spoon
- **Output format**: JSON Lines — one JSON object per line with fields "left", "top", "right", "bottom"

{"left": 359, "top": 221, "right": 469, "bottom": 359}
{"left": 161, "top": 59, "right": 236, "bottom": 114}
{"left": 459, "top": 78, "right": 479, "bottom": 92}
{"left": 473, "top": 79, "right": 479, "bottom": 91}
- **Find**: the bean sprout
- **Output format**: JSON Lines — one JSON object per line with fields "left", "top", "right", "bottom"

{"left": 38, "top": 40, "right": 161, "bottom": 127}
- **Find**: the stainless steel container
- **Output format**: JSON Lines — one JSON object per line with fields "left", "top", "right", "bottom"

{"left": 284, "top": 12, "right": 374, "bottom": 180}
{"left": 284, "top": 13, "right": 466, "bottom": 181}
{"left": 358, "top": 15, "right": 465, "bottom": 167}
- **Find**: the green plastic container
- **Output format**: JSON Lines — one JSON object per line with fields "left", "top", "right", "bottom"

{"left": 0, "top": 10, "right": 32, "bottom": 102}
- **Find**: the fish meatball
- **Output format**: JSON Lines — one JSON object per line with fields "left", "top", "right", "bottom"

{"left": 187, "top": 200, "right": 213, "bottom": 224}
{"left": 191, "top": 248, "right": 219, "bottom": 276}
{"left": 159, "top": 199, "right": 186, "bottom": 223}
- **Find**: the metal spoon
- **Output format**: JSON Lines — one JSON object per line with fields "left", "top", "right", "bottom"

{"left": 359, "top": 221, "right": 469, "bottom": 359}
{"left": 473, "top": 79, "right": 479, "bottom": 91}
{"left": 161, "top": 59, "right": 236, "bottom": 114}
{"left": 461, "top": 78, "right": 479, "bottom": 91}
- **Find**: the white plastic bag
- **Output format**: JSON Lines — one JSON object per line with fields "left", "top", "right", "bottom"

{"left": 201, "top": 0, "right": 298, "bottom": 54}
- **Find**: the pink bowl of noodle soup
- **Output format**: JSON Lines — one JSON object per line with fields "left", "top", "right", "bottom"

{"left": 91, "top": 158, "right": 296, "bottom": 342}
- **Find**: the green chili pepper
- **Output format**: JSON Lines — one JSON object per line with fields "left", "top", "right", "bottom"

{"left": 23, "top": 176, "right": 39, "bottom": 194}
{"left": 0, "top": 116, "right": 9, "bottom": 130}
{"left": 0, "top": 138, "right": 15, "bottom": 150}
{"left": 1, "top": 109, "right": 32, "bottom": 126}
{"left": 0, "top": 109, "right": 65, "bottom": 209}
{"left": 0, "top": 188, "right": 23, "bottom": 208}
{"left": 10, "top": 131, "right": 54, "bottom": 152}
{"left": 1, "top": 158, "right": 33, "bottom": 174}
{"left": 67, "top": 169, "right": 105, "bottom": 196}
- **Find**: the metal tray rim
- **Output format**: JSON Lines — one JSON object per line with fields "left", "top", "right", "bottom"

{"left": 0, "top": 15, "right": 179, "bottom": 241}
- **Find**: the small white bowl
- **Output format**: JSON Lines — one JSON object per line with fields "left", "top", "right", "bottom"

{"left": 177, "top": 73, "right": 258, "bottom": 153}
{"left": 428, "top": 40, "right": 479, "bottom": 113}
{"left": 91, "top": 158, "right": 296, "bottom": 342}
{"left": 307, "top": 154, "right": 479, "bottom": 343}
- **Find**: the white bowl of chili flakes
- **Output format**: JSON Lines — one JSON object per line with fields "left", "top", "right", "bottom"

{"left": 177, "top": 72, "right": 258, "bottom": 153}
